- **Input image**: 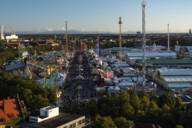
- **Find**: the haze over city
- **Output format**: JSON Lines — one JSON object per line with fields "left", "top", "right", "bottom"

{"left": 1, "top": 0, "right": 192, "bottom": 33}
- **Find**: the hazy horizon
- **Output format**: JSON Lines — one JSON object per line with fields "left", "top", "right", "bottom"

{"left": 1, "top": 0, "right": 192, "bottom": 33}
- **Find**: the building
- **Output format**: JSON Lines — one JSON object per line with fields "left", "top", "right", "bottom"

{"left": 5, "top": 34, "right": 18, "bottom": 42}
{"left": 186, "top": 46, "right": 192, "bottom": 56}
{"left": 145, "top": 44, "right": 166, "bottom": 51}
{"left": 158, "top": 68, "right": 192, "bottom": 91}
{"left": 127, "top": 50, "right": 177, "bottom": 60}
{"left": 105, "top": 47, "right": 138, "bottom": 55}
{"left": 28, "top": 106, "right": 86, "bottom": 128}
{"left": 176, "top": 46, "right": 192, "bottom": 57}
{"left": 97, "top": 69, "right": 113, "bottom": 80}
{"left": 47, "top": 39, "right": 59, "bottom": 46}
{"left": 34, "top": 114, "right": 86, "bottom": 128}
{"left": 0, "top": 98, "right": 20, "bottom": 127}
{"left": 37, "top": 72, "right": 66, "bottom": 88}
{"left": 3, "top": 60, "right": 26, "bottom": 72}
{"left": 108, "top": 86, "right": 120, "bottom": 96}
{"left": 29, "top": 106, "right": 59, "bottom": 123}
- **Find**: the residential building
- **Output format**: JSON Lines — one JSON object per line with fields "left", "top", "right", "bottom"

{"left": 0, "top": 98, "right": 20, "bottom": 127}
{"left": 27, "top": 106, "right": 86, "bottom": 128}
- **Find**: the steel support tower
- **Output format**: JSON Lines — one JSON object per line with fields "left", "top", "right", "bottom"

{"left": 119, "top": 17, "right": 122, "bottom": 59}
{"left": 96, "top": 35, "right": 100, "bottom": 56}
{"left": 142, "top": 0, "right": 146, "bottom": 86}
{"left": 167, "top": 24, "right": 170, "bottom": 51}
{"left": 65, "top": 21, "right": 68, "bottom": 52}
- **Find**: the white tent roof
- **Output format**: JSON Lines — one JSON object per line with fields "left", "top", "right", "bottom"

{"left": 159, "top": 68, "right": 192, "bottom": 76}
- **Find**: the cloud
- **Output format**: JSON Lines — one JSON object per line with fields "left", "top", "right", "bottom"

{"left": 46, "top": 28, "right": 53, "bottom": 31}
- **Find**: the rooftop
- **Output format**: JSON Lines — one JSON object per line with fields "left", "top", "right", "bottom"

{"left": 0, "top": 98, "right": 20, "bottom": 125}
{"left": 31, "top": 113, "right": 84, "bottom": 128}
{"left": 168, "top": 83, "right": 192, "bottom": 89}
{"left": 164, "top": 76, "right": 192, "bottom": 82}
{"left": 127, "top": 51, "right": 176, "bottom": 57}
{"left": 40, "top": 106, "right": 57, "bottom": 111}
{"left": 136, "top": 58, "right": 192, "bottom": 66}
{"left": 158, "top": 68, "right": 192, "bottom": 76}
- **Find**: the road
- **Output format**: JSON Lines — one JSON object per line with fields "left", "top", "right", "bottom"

{"left": 63, "top": 51, "right": 99, "bottom": 103}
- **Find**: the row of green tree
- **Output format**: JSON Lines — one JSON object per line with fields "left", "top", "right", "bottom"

{"left": 93, "top": 115, "right": 184, "bottom": 128}
{"left": 99, "top": 36, "right": 192, "bottom": 49}
{"left": 94, "top": 115, "right": 134, "bottom": 128}
{"left": 64, "top": 91, "right": 192, "bottom": 128}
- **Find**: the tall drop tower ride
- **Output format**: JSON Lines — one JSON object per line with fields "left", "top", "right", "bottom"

{"left": 167, "top": 24, "right": 170, "bottom": 51}
{"left": 142, "top": 0, "right": 146, "bottom": 86}
{"left": 65, "top": 21, "right": 68, "bottom": 52}
{"left": 119, "top": 17, "right": 122, "bottom": 59}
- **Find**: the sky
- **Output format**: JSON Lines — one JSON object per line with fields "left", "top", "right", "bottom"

{"left": 0, "top": 0, "right": 192, "bottom": 33}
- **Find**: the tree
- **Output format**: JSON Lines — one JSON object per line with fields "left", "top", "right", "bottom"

{"left": 0, "top": 49, "right": 18, "bottom": 66}
{"left": 95, "top": 115, "right": 117, "bottom": 128}
{"left": 141, "top": 95, "right": 150, "bottom": 109}
{"left": 162, "top": 104, "right": 171, "bottom": 112}
{"left": 122, "top": 102, "right": 135, "bottom": 116}
{"left": 158, "top": 93, "right": 176, "bottom": 109}
{"left": 114, "top": 117, "right": 134, "bottom": 128}
{"left": 175, "top": 97, "right": 185, "bottom": 111}
{"left": 0, "top": 72, "right": 56, "bottom": 113}
{"left": 86, "top": 100, "right": 98, "bottom": 116}
{"left": 130, "top": 94, "right": 141, "bottom": 114}
{"left": 175, "top": 125, "right": 184, "bottom": 128}
{"left": 64, "top": 91, "right": 192, "bottom": 127}
{"left": 148, "top": 100, "right": 159, "bottom": 112}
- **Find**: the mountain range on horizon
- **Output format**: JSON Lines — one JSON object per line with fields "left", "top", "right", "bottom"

{"left": 4, "top": 29, "right": 190, "bottom": 35}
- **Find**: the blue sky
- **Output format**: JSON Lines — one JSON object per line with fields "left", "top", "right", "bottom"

{"left": 0, "top": 0, "right": 192, "bottom": 33}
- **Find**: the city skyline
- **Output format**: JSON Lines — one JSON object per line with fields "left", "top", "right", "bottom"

{"left": 1, "top": 0, "right": 192, "bottom": 33}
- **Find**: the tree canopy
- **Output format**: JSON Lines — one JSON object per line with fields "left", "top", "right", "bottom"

{"left": 64, "top": 91, "right": 192, "bottom": 128}
{"left": 0, "top": 72, "right": 56, "bottom": 114}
